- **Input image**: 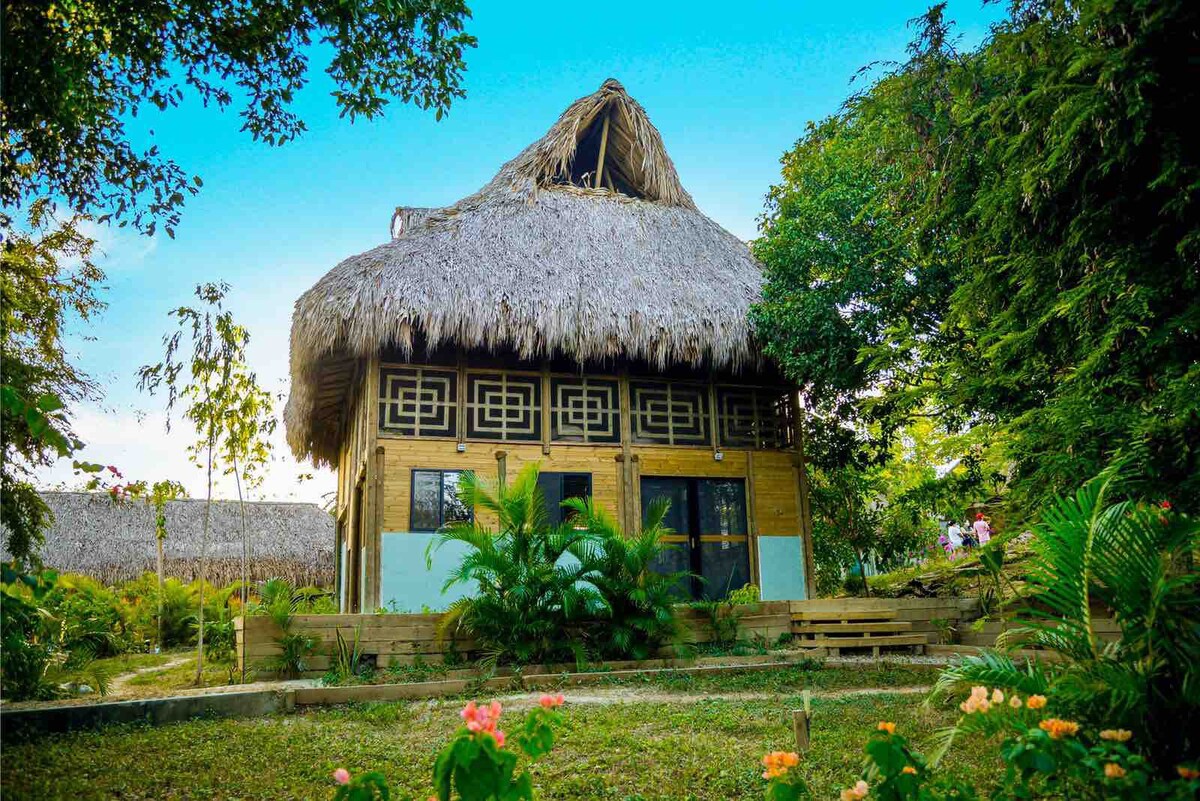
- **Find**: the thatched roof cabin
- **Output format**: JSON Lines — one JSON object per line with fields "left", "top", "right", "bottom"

{"left": 287, "top": 79, "right": 766, "bottom": 467}
{"left": 4, "top": 492, "right": 334, "bottom": 586}
{"left": 284, "top": 78, "right": 815, "bottom": 612}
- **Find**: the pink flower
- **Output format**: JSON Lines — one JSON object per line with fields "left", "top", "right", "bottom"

{"left": 539, "top": 693, "right": 565, "bottom": 709}
{"left": 493, "top": 729, "right": 506, "bottom": 748}
{"left": 332, "top": 768, "right": 350, "bottom": 785}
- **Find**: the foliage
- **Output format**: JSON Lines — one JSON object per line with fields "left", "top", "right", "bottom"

{"left": 754, "top": 0, "right": 1200, "bottom": 518}
{"left": 0, "top": 566, "right": 113, "bottom": 701}
{"left": 566, "top": 496, "right": 687, "bottom": 661}
{"left": 430, "top": 466, "right": 606, "bottom": 667}
{"left": 331, "top": 696, "right": 565, "bottom": 801}
{"left": 2, "top": 0, "right": 475, "bottom": 237}
{"left": 791, "top": 707, "right": 1200, "bottom": 801}
{"left": 138, "top": 281, "right": 259, "bottom": 683}
{"left": 930, "top": 466, "right": 1200, "bottom": 772}
{"left": 325, "top": 625, "right": 370, "bottom": 685}
{"left": 432, "top": 465, "right": 688, "bottom": 666}
{"left": 0, "top": 201, "right": 104, "bottom": 563}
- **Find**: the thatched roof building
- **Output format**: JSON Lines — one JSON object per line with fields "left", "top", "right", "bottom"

{"left": 4, "top": 492, "right": 334, "bottom": 586}
{"left": 287, "top": 78, "right": 766, "bottom": 467}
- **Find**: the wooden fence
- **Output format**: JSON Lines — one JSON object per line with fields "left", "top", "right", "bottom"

{"left": 236, "top": 601, "right": 793, "bottom": 678}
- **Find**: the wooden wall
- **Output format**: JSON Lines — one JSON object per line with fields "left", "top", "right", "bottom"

{"left": 236, "top": 602, "right": 793, "bottom": 678}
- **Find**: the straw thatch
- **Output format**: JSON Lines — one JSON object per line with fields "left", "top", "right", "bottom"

{"left": 2, "top": 492, "right": 334, "bottom": 586}
{"left": 287, "top": 78, "right": 766, "bottom": 466}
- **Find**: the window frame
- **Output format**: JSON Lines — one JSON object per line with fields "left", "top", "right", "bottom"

{"left": 408, "top": 469, "right": 474, "bottom": 532}
{"left": 536, "top": 471, "right": 594, "bottom": 527}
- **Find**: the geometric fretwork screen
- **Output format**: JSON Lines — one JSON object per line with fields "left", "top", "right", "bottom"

{"left": 630, "top": 380, "right": 711, "bottom": 445}
{"left": 550, "top": 377, "right": 621, "bottom": 444}
{"left": 716, "top": 386, "right": 793, "bottom": 449}
{"left": 465, "top": 372, "right": 542, "bottom": 441}
{"left": 378, "top": 367, "right": 457, "bottom": 437}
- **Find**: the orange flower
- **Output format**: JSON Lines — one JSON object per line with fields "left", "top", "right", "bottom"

{"left": 1039, "top": 718, "right": 1080, "bottom": 739}
{"left": 1104, "top": 763, "right": 1126, "bottom": 779}
{"left": 839, "top": 780, "right": 870, "bottom": 800}
{"left": 902, "top": 765, "right": 918, "bottom": 775}
{"left": 1178, "top": 766, "right": 1200, "bottom": 780}
{"left": 1026, "top": 695, "right": 1048, "bottom": 710}
{"left": 761, "top": 751, "right": 801, "bottom": 780}
{"left": 1100, "top": 729, "right": 1132, "bottom": 742}
{"left": 877, "top": 721, "right": 896, "bottom": 735}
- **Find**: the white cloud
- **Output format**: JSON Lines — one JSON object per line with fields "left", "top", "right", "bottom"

{"left": 34, "top": 404, "right": 335, "bottom": 507}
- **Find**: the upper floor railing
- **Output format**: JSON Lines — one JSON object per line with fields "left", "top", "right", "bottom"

{"left": 377, "top": 363, "right": 794, "bottom": 450}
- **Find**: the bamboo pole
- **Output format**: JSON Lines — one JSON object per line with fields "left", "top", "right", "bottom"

{"left": 593, "top": 112, "right": 611, "bottom": 189}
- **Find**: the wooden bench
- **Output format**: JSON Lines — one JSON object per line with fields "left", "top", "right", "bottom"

{"left": 791, "top": 607, "right": 925, "bottom": 656}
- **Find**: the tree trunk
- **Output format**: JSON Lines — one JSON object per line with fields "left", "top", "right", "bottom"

{"left": 194, "top": 436, "right": 214, "bottom": 685}
{"left": 234, "top": 453, "right": 248, "bottom": 683}
{"left": 156, "top": 534, "right": 165, "bottom": 650}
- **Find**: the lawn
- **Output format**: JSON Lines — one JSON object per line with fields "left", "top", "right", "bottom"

{"left": 3, "top": 667, "right": 995, "bottom": 800}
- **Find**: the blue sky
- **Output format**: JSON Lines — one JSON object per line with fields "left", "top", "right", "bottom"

{"left": 42, "top": 0, "right": 1005, "bottom": 504}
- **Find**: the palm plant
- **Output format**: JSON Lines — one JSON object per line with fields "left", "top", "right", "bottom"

{"left": 565, "top": 496, "right": 686, "bottom": 660}
{"left": 429, "top": 465, "right": 605, "bottom": 667}
{"left": 929, "top": 466, "right": 1200, "bottom": 771}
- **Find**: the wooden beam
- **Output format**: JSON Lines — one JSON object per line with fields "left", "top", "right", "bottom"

{"left": 593, "top": 112, "right": 611, "bottom": 189}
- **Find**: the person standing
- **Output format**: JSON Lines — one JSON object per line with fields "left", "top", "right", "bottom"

{"left": 946, "top": 520, "right": 964, "bottom": 551}
{"left": 973, "top": 513, "right": 993, "bottom": 545}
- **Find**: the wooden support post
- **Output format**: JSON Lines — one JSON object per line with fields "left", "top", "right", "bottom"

{"left": 593, "top": 112, "right": 611, "bottom": 189}
{"left": 495, "top": 450, "right": 507, "bottom": 491}
{"left": 792, "top": 709, "right": 811, "bottom": 753}
{"left": 792, "top": 391, "right": 817, "bottom": 600}
{"left": 618, "top": 370, "right": 635, "bottom": 534}
{"left": 541, "top": 364, "right": 551, "bottom": 456}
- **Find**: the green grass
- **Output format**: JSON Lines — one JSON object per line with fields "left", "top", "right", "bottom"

{"left": 89, "top": 651, "right": 178, "bottom": 677}
{"left": 587, "top": 662, "right": 941, "bottom": 694}
{"left": 2, "top": 682, "right": 996, "bottom": 800}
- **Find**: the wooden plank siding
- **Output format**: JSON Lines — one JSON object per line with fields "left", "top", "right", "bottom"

{"left": 235, "top": 602, "right": 793, "bottom": 678}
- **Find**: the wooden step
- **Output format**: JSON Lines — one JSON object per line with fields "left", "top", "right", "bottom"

{"left": 792, "top": 609, "right": 898, "bottom": 622}
{"left": 804, "top": 634, "right": 927, "bottom": 649}
{"left": 797, "top": 622, "right": 913, "bottom": 635}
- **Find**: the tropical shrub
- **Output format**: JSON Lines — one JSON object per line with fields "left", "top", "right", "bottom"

{"left": 762, "top": 713, "right": 1199, "bottom": 801}
{"left": 566, "top": 496, "right": 686, "bottom": 660}
{"left": 430, "top": 466, "right": 606, "bottom": 666}
{"left": 332, "top": 693, "right": 565, "bottom": 800}
{"left": 42, "top": 573, "right": 130, "bottom": 657}
{"left": 431, "top": 465, "right": 687, "bottom": 666}
{"left": 929, "top": 466, "right": 1199, "bottom": 772}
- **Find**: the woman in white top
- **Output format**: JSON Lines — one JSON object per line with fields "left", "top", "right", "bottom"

{"left": 946, "top": 521, "right": 964, "bottom": 550}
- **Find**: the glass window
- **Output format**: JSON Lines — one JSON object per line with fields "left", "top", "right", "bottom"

{"left": 716, "top": 386, "right": 793, "bottom": 449}
{"left": 536, "top": 472, "right": 592, "bottom": 526}
{"left": 410, "top": 470, "right": 474, "bottom": 531}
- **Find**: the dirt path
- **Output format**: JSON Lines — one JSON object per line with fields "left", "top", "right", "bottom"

{"left": 106, "top": 655, "right": 194, "bottom": 695}
{"left": 479, "top": 684, "right": 934, "bottom": 709}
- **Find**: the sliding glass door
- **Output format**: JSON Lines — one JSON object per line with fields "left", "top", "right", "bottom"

{"left": 641, "top": 477, "right": 750, "bottom": 600}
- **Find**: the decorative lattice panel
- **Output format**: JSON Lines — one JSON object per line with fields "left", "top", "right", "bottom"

{"left": 716, "top": 387, "right": 793, "bottom": 449}
{"left": 631, "top": 381, "right": 710, "bottom": 445}
{"left": 378, "top": 367, "right": 457, "bottom": 437}
{"left": 466, "top": 373, "right": 542, "bottom": 441}
{"left": 550, "top": 377, "right": 620, "bottom": 443}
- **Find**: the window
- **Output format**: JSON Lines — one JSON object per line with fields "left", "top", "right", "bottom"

{"left": 465, "top": 372, "right": 542, "bottom": 441}
{"left": 716, "top": 386, "right": 793, "bottom": 449}
{"left": 379, "top": 367, "right": 457, "bottom": 437}
{"left": 537, "top": 472, "right": 592, "bottom": 526}
{"left": 410, "top": 470, "right": 473, "bottom": 531}
{"left": 630, "top": 381, "right": 710, "bottom": 445}
{"left": 550, "top": 377, "right": 620, "bottom": 443}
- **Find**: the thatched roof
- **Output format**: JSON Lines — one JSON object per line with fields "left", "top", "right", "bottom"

{"left": 287, "top": 79, "right": 766, "bottom": 466}
{"left": 2, "top": 492, "right": 334, "bottom": 586}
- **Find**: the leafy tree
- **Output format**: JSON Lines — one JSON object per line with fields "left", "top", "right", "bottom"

{"left": 138, "top": 282, "right": 256, "bottom": 684}
{"left": 148, "top": 480, "right": 189, "bottom": 649}
{"left": 1, "top": 0, "right": 475, "bottom": 566}
{"left": 2, "top": 0, "right": 476, "bottom": 235}
{"left": 755, "top": 0, "right": 1200, "bottom": 518}
{"left": 0, "top": 203, "right": 103, "bottom": 563}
